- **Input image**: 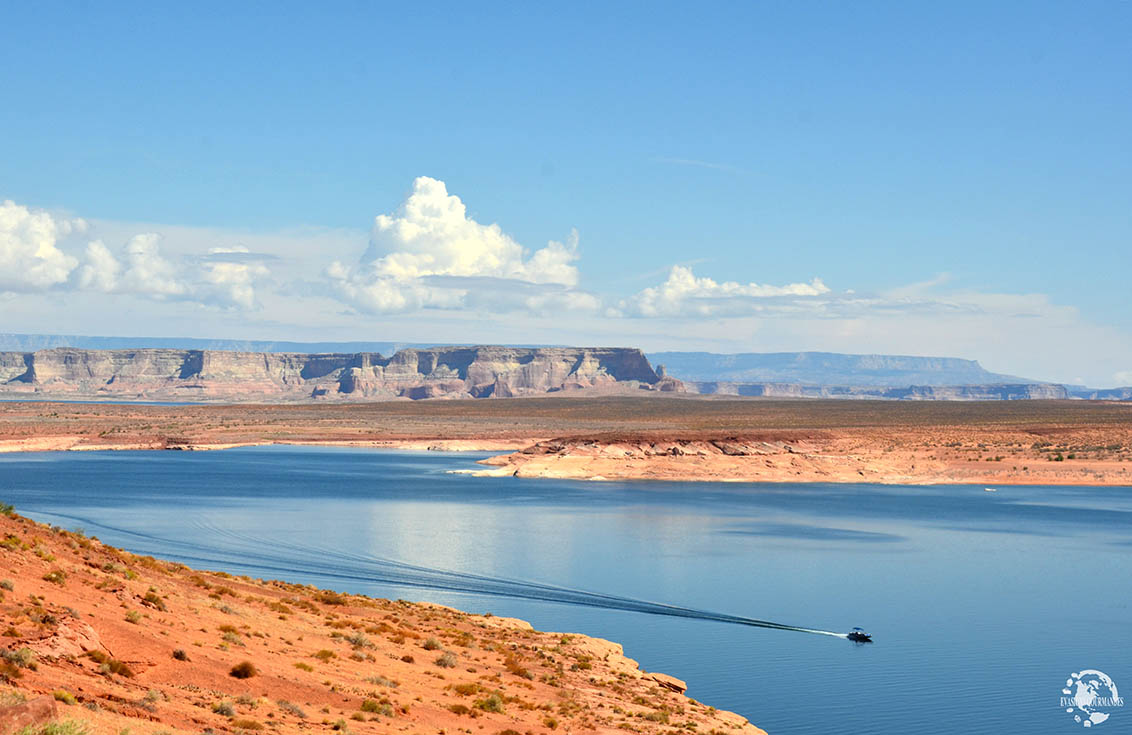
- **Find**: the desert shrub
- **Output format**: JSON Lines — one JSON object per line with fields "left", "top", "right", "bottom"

{"left": 229, "top": 661, "right": 257, "bottom": 679}
{"left": 313, "top": 649, "right": 336, "bottom": 662}
{"left": 0, "top": 660, "right": 21, "bottom": 683}
{"left": 100, "top": 658, "right": 134, "bottom": 677}
{"left": 212, "top": 700, "right": 236, "bottom": 716}
{"left": 125, "top": 610, "right": 142, "bottom": 624}
{"left": 142, "top": 591, "right": 166, "bottom": 611}
{"left": 422, "top": 637, "right": 441, "bottom": 650}
{"left": 230, "top": 719, "right": 264, "bottom": 731}
{"left": 447, "top": 703, "right": 474, "bottom": 716}
{"left": 543, "top": 715, "right": 559, "bottom": 729}
{"left": 3, "top": 647, "right": 37, "bottom": 669}
{"left": 475, "top": 693, "right": 504, "bottom": 713}
{"left": 0, "top": 503, "right": 14, "bottom": 517}
{"left": 504, "top": 653, "right": 532, "bottom": 679}
{"left": 0, "top": 690, "right": 27, "bottom": 707}
{"left": 276, "top": 700, "right": 307, "bottom": 718}
{"left": 400, "top": 654, "right": 414, "bottom": 663}
{"left": 53, "top": 689, "right": 77, "bottom": 705}
{"left": 26, "top": 721, "right": 92, "bottom": 735}
{"left": 434, "top": 651, "right": 457, "bottom": 668}
{"left": 346, "top": 632, "right": 373, "bottom": 649}
{"left": 293, "top": 661, "right": 314, "bottom": 672}
{"left": 42, "top": 569, "right": 67, "bottom": 585}
{"left": 365, "top": 674, "right": 398, "bottom": 688}
{"left": 222, "top": 631, "right": 244, "bottom": 646}
{"left": 138, "top": 689, "right": 164, "bottom": 712}
{"left": 315, "top": 590, "right": 346, "bottom": 606}
{"left": 172, "top": 648, "right": 189, "bottom": 661}
{"left": 452, "top": 683, "right": 480, "bottom": 696}
{"left": 0, "top": 580, "right": 13, "bottom": 591}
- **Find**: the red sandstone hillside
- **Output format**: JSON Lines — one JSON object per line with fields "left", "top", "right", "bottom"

{"left": 0, "top": 508, "right": 763, "bottom": 735}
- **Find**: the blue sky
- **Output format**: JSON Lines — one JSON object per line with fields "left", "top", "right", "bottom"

{"left": 1, "top": 2, "right": 1130, "bottom": 385}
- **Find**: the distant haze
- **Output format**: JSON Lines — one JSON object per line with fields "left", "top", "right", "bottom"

{"left": 647, "top": 351, "right": 1030, "bottom": 387}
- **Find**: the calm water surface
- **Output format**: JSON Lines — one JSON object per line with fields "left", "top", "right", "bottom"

{"left": 2, "top": 446, "right": 1130, "bottom": 734}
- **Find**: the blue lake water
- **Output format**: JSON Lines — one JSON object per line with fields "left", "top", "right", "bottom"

{"left": 1, "top": 446, "right": 1130, "bottom": 734}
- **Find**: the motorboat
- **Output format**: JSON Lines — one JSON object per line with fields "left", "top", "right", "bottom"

{"left": 847, "top": 627, "right": 872, "bottom": 643}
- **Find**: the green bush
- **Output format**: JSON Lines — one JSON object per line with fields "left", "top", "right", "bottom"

{"left": 474, "top": 693, "right": 504, "bottom": 713}
{"left": 52, "top": 690, "right": 77, "bottom": 705}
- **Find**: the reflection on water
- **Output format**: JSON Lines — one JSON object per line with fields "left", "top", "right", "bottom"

{"left": 1, "top": 446, "right": 1130, "bottom": 735}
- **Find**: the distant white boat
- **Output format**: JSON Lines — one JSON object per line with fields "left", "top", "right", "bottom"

{"left": 984, "top": 487, "right": 998, "bottom": 492}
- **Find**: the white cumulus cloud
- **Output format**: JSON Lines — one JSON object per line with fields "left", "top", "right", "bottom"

{"left": 0, "top": 200, "right": 86, "bottom": 292}
{"left": 200, "top": 260, "right": 268, "bottom": 310}
{"left": 328, "top": 177, "right": 590, "bottom": 314}
{"left": 76, "top": 233, "right": 267, "bottom": 309}
{"left": 620, "top": 265, "right": 830, "bottom": 317}
{"left": 77, "top": 233, "right": 188, "bottom": 298}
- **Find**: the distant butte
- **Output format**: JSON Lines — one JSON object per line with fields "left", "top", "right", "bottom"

{"left": 0, "top": 347, "right": 682, "bottom": 402}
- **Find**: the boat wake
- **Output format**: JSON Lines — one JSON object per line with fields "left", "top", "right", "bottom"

{"left": 32, "top": 510, "right": 849, "bottom": 639}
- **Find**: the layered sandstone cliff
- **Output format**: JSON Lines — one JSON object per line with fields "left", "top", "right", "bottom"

{"left": 0, "top": 347, "right": 679, "bottom": 401}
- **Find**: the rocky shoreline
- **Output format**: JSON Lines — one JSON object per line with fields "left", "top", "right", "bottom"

{"left": 473, "top": 436, "right": 1132, "bottom": 486}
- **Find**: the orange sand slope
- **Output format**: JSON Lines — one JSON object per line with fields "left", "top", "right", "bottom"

{"left": 0, "top": 509, "right": 764, "bottom": 735}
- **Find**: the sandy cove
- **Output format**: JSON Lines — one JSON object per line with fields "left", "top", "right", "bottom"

{"left": 0, "top": 509, "right": 764, "bottom": 735}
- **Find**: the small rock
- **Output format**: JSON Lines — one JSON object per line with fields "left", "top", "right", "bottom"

{"left": 646, "top": 672, "right": 687, "bottom": 693}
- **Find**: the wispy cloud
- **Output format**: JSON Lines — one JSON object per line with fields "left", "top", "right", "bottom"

{"left": 651, "top": 157, "right": 744, "bottom": 174}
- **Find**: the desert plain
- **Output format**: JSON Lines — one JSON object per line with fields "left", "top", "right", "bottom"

{"left": 1, "top": 397, "right": 1130, "bottom": 486}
